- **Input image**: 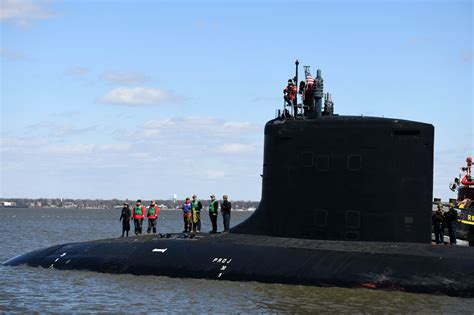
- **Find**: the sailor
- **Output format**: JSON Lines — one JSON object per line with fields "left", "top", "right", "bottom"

{"left": 132, "top": 199, "right": 146, "bottom": 235}
{"left": 283, "top": 79, "right": 297, "bottom": 114}
{"left": 146, "top": 200, "right": 159, "bottom": 234}
{"left": 444, "top": 203, "right": 458, "bottom": 245}
{"left": 299, "top": 80, "right": 306, "bottom": 96}
{"left": 191, "top": 195, "right": 203, "bottom": 233}
{"left": 119, "top": 203, "right": 131, "bottom": 237}
{"left": 432, "top": 204, "right": 445, "bottom": 245}
{"left": 181, "top": 198, "right": 192, "bottom": 233}
{"left": 221, "top": 195, "right": 232, "bottom": 233}
{"left": 209, "top": 195, "right": 219, "bottom": 233}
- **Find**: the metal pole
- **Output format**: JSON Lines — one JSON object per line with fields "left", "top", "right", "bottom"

{"left": 295, "top": 60, "right": 299, "bottom": 116}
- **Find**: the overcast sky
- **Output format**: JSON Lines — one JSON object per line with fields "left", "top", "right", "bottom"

{"left": 1, "top": 0, "right": 472, "bottom": 201}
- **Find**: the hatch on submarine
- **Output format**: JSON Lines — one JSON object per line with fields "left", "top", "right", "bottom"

{"left": 4, "top": 61, "right": 474, "bottom": 297}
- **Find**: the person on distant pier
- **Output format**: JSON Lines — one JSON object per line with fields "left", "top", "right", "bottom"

{"left": 119, "top": 203, "right": 131, "bottom": 237}
{"left": 209, "top": 194, "right": 219, "bottom": 233}
{"left": 191, "top": 195, "right": 203, "bottom": 233}
{"left": 432, "top": 204, "right": 445, "bottom": 245}
{"left": 132, "top": 199, "right": 146, "bottom": 235}
{"left": 146, "top": 200, "right": 159, "bottom": 234}
{"left": 444, "top": 203, "right": 458, "bottom": 245}
{"left": 182, "top": 198, "right": 192, "bottom": 233}
{"left": 221, "top": 195, "right": 232, "bottom": 233}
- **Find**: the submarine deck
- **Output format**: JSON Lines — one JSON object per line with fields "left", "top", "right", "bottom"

{"left": 83, "top": 232, "right": 473, "bottom": 258}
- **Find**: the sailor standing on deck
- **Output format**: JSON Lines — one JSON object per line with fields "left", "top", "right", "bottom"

{"left": 119, "top": 203, "right": 131, "bottom": 237}
{"left": 432, "top": 204, "right": 445, "bottom": 245}
{"left": 444, "top": 203, "right": 458, "bottom": 245}
{"left": 132, "top": 199, "right": 146, "bottom": 235}
{"left": 221, "top": 195, "right": 232, "bottom": 233}
{"left": 181, "top": 198, "right": 192, "bottom": 233}
{"left": 191, "top": 195, "right": 203, "bottom": 233}
{"left": 209, "top": 195, "right": 219, "bottom": 233}
{"left": 146, "top": 200, "right": 159, "bottom": 234}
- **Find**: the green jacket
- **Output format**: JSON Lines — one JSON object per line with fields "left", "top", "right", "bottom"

{"left": 209, "top": 200, "right": 218, "bottom": 213}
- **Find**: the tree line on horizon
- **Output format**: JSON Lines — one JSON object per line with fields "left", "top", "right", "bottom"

{"left": 0, "top": 198, "right": 260, "bottom": 209}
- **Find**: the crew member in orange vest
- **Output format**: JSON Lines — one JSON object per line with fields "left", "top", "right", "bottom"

{"left": 146, "top": 200, "right": 159, "bottom": 234}
{"left": 283, "top": 79, "right": 297, "bottom": 115}
{"left": 132, "top": 199, "right": 146, "bottom": 235}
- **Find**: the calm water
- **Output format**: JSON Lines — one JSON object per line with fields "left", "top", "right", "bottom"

{"left": 1, "top": 208, "right": 473, "bottom": 313}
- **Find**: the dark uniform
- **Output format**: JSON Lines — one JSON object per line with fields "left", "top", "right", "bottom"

{"left": 432, "top": 209, "right": 445, "bottom": 245}
{"left": 209, "top": 195, "right": 219, "bottom": 233}
{"left": 221, "top": 196, "right": 232, "bottom": 233}
{"left": 444, "top": 206, "right": 458, "bottom": 245}
{"left": 119, "top": 204, "right": 131, "bottom": 237}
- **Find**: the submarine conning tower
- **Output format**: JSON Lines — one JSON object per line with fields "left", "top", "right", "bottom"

{"left": 232, "top": 64, "right": 434, "bottom": 243}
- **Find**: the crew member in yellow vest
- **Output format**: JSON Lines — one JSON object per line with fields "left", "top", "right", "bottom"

{"left": 192, "top": 195, "right": 203, "bottom": 233}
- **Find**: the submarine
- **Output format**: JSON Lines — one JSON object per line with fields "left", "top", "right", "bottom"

{"left": 5, "top": 61, "right": 474, "bottom": 297}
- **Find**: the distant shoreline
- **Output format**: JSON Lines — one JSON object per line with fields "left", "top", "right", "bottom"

{"left": 0, "top": 206, "right": 256, "bottom": 211}
{"left": 0, "top": 199, "right": 259, "bottom": 211}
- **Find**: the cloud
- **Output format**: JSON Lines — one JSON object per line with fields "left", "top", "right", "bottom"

{"left": 0, "top": 47, "right": 26, "bottom": 60}
{"left": 27, "top": 123, "right": 96, "bottom": 137}
{"left": 221, "top": 121, "right": 253, "bottom": 130}
{"left": 0, "top": 0, "right": 58, "bottom": 28}
{"left": 48, "top": 143, "right": 131, "bottom": 155}
{"left": 0, "top": 137, "right": 47, "bottom": 149}
{"left": 100, "top": 72, "right": 150, "bottom": 85}
{"left": 217, "top": 143, "right": 254, "bottom": 153}
{"left": 142, "top": 117, "right": 257, "bottom": 136}
{"left": 142, "top": 129, "right": 161, "bottom": 138}
{"left": 49, "top": 144, "right": 95, "bottom": 155}
{"left": 97, "top": 87, "right": 182, "bottom": 106}
{"left": 143, "top": 118, "right": 175, "bottom": 129}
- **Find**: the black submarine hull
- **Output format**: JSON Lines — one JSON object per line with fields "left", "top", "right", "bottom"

{"left": 5, "top": 233, "right": 474, "bottom": 297}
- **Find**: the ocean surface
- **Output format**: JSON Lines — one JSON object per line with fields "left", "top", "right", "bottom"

{"left": 1, "top": 207, "right": 473, "bottom": 313}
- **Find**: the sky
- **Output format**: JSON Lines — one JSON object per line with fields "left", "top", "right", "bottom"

{"left": 0, "top": 0, "right": 472, "bottom": 201}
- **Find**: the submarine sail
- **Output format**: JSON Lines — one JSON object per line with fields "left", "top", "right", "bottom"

{"left": 234, "top": 65, "right": 433, "bottom": 243}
